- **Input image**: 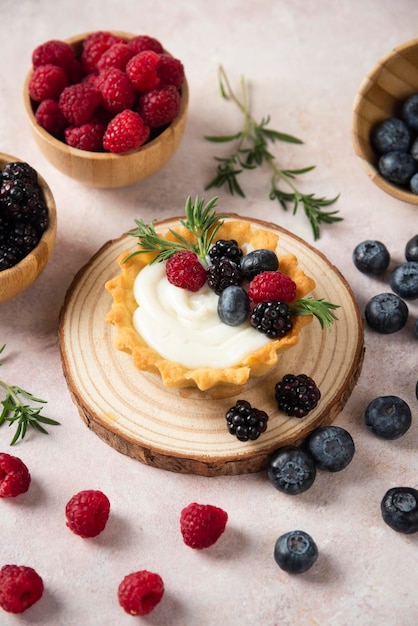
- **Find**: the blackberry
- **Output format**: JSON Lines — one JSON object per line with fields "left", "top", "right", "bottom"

{"left": 275, "top": 373, "right": 321, "bottom": 418}
{"left": 0, "top": 216, "right": 10, "bottom": 244}
{"left": 208, "top": 239, "right": 243, "bottom": 264}
{"left": 225, "top": 399, "right": 268, "bottom": 441}
{"left": 1, "top": 161, "right": 38, "bottom": 184}
{"left": 206, "top": 257, "right": 244, "bottom": 294}
{"left": 0, "top": 243, "right": 24, "bottom": 271}
{"left": 250, "top": 301, "right": 292, "bottom": 338}
{"left": 8, "top": 222, "right": 40, "bottom": 255}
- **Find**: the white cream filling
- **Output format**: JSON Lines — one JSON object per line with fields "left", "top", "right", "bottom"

{"left": 132, "top": 261, "right": 270, "bottom": 369}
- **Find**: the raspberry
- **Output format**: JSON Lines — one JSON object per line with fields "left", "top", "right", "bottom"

{"left": 180, "top": 502, "right": 228, "bottom": 549}
{"left": 28, "top": 64, "right": 68, "bottom": 102}
{"left": 248, "top": 270, "right": 297, "bottom": 303}
{"left": 96, "top": 42, "right": 135, "bottom": 72}
{"left": 274, "top": 373, "right": 321, "bottom": 418}
{"left": 96, "top": 68, "right": 136, "bottom": 113}
{"left": 128, "top": 35, "right": 164, "bottom": 55}
{"left": 81, "top": 31, "right": 126, "bottom": 73}
{"left": 126, "top": 50, "right": 160, "bottom": 92}
{"left": 35, "top": 99, "right": 68, "bottom": 137}
{"left": 65, "top": 489, "right": 110, "bottom": 538}
{"left": 0, "top": 453, "right": 31, "bottom": 498}
{"left": 250, "top": 300, "right": 293, "bottom": 338}
{"left": 118, "top": 570, "right": 164, "bottom": 616}
{"left": 225, "top": 399, "right": 269, "bottom": 441}
{"left": 206, "top": 257, "right": 244, "bottom": 294}
{"left": 59, "top": 83, "right": 101, "bottom": 126}
{"left": 32, "top": 39, "right": 76, "bottom": 76}
{"left": 65, "top": 120, "right": 105, "bottom": 151}
{"left": 0, "top": 565, "right": 44, "bottom": 614}
{"left": 157, "top": 54, "right": 185, "bottom": 89}
{"left": 102, "top": 109, "right": 150, "bottom": 153}
{"left": 165, "top": 250, "right": 207, "bottom": 292}
{"left": 138, "top": 85, "right": 181, "bottom": 128}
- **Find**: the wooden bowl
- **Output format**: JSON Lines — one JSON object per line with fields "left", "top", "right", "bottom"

{"left": 23, "top": 32, "right": 189, "bottom": 188}
{"left": 352, "top": 38, "right": 418, "bottom": 204}
{"left": 0, "top": 153, "right": 57, "bottom": 303}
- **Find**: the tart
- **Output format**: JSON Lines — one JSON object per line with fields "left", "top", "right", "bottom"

{"left": 105, "top": 214, "right": 317, "bottom": 391}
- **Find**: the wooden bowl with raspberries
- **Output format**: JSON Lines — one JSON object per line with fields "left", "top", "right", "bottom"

{"left": 352, "top": 38, "right": 418, "bottom": 204}
{"left": 0, "top": 153, "right": 57, "bottom": 303}
{"left": 23, "top": 31, "right": 189, "bottom": 188}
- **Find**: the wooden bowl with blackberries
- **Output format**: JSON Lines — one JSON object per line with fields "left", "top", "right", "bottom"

{"left": 352, "top": 38, "right": 418, "bottom": 204}
{"left": 23, "top": 31, "right": 189, "bottom": 188}
{"left": 0, "top": 154, "right": 57, "bottom": 303}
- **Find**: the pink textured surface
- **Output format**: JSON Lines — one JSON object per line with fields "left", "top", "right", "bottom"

{"left": 0, "top": 1, "right": 417, "bottom": 624}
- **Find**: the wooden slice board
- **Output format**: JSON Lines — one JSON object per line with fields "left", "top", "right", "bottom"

{"left": 59, "top": 215, "right": 365, "bottom": 476}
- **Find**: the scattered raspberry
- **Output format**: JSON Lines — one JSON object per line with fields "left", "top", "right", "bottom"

{"left": 0, "top": 453, "right": 31, "bottom": 498}
{"left": 248, "top": 270, "right": 297, "bottom": 303}
{"left": 96, "top": 42, "right": 135, "bottom": 72}
{"left": 126, "top": 50, "right": 160, "bottom": 92}
{"left": 96, "top": 68, "right": 136, "bottom": 113}
{"left": 65, "top": 489, "right": 110, "bottom": 538}
{"left": 165, "top": 250, "right": 207, "bottom": 292}
{"left": 102, "top": 109, "right": 150, "bottom": 153}
{"left": 138, "top": 85, "right": 181, "bottom": 128}
{"left": 65, "top": 120, "right": 105, "bottom": 151}
{"left": 35, "top": 99, "right": 68, "bottom": 137}
{"left": 81, "top": 31, "right": 126, "bottom": 73}
{"left": 128, "top": 35, "right": 164, "bottom": 55}
{"left": 157, "top": 54, "right": 185, "bottom": 89}
{"left": 0, "top": 564, "right": 44, "bottom": 614}
{"left": 180, "top": 502, "right": 228, "bottom": 549}
{"left": 28, "top": 64, "right": 68, "bottom": 102}
{"left": 59, "top": 83, "right": 101, "bottom": 126}
{"left": 32, "top": 39, "right": 76, "bottom": 76}
{"left": 118, "top": 570, "right": 164, "bottom": 616}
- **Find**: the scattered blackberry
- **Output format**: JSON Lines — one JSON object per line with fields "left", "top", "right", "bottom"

{"left": 225, "top": 399, "right": 268, "bottom": 441}
{"left": 275, "top": 373, "right": 321, "bottom": 418}
{"left": 206, "top": 257, "right": 244, "bottom": 294}
{"left": 250, "top": 301, "right": 293, "bottom": 338}
{"left": 208, "top": 239, "right": 243, "bottom": 264}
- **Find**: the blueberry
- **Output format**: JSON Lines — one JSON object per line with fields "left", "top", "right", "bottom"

{"left": 352, "top": 240, "right": 390, "bottom": 275}
{"left": 405, "top": 234, "right": 418, "bottom": 261}
{"left": 306, "top": 425, "right": 355, "bottom": 472}
{"left": 381, "top": 487, "right": 418, "bottom": 534}
{"left": 402, "top": 93, "right": 418, "bottom": 131}
{"left": 390, "top": 261, "right": 418, "bottom": 300}
{"left": 415, "top": 318, "right": 418, "bottom": 338}
{"left": 371, "top": 118, "right": 412, "bottom": 154}
{"left": 365, "top": 292, "right": 408, "bottom": 334}
{"left": 365, "top": 395, "right": 411, "bottom": 440}
{"left": 410, "top": 172, "right": 418, "bottom": 194}
{"left": 378, "top": 151, "right": 416, "bottom": 185}
{"left": 274, "top": 530, "right": 318, "bottom": 574}
{"left": 268, "top": 446, "right": 316, "bottom": 495}
{"left": 239, "top": 248, "right": 279, "bottom": 281}
{"left": 217, "top": 285, "right": 250, "bottom": 326}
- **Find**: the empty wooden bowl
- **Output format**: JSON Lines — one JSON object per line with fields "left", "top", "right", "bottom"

{"left": 352, "top": 38, "right": 418, "bottom": 204}
{"left": 23, "top": 32, "right": 189, "bottom": 188}
{"left": 0, "top": 153, "right": 57, "bottom": 303}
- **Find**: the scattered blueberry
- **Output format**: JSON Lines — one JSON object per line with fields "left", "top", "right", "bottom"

{"left": 378, "top": 151, "right": 416, "bottom": 185}
{"left": 274, "top": 530, "right": 318, "bottom": 574}
{"left": 364, "top": 395, "right": 412, "bottom": 440}
{"left": 268, "top": 446, "right": 316, "bottom": 495}
{"left": 381, "top": 487, "right": 418, "bottom": 534}
{"left": 239, "top": 248, "right": 279, "bottom": 281}
{"left": 217, "top": 285, "right": 250, "bottom": 326}
{"left": 415, "top": 318, "right": 418, "bottom": 338}
{"left": 352, "top": 240, "right": 390, "bottom": 275}
{"left": 306, "top": 425, "right": 355, "bottom": 472}
{"left": 390, "top": 261, "right": 418, "bottom": 300}
{"left": 371, "top": 118, "right": 412, "bottom": 154}
{"left": 402, "top": 93, "right": 418, "bottom": 131}
{"left": 365, "top": 292, "right": 408, "bottom": 334}
{"left": 405, "top": 234, "right": 418, "bottom": 262}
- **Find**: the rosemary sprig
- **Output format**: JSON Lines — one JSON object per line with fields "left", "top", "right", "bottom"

{"left": 205, "top": 66, "right": 342, "bottom": 240}
{"left": 0, "top": 344, "right": 60, "bottom": 445}
{"left": 289, "top": 298, "right": 340, "bottom": 330}
{"left": 125, "top": 195, "right": 228, "bottom": 263}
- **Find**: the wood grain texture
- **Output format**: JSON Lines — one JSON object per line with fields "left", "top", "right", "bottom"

{"left": 59, "top": 216, "right": 365, "bottom": 476}
{"left": 352, "top": 38, "right": 418, "bottom": 204}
